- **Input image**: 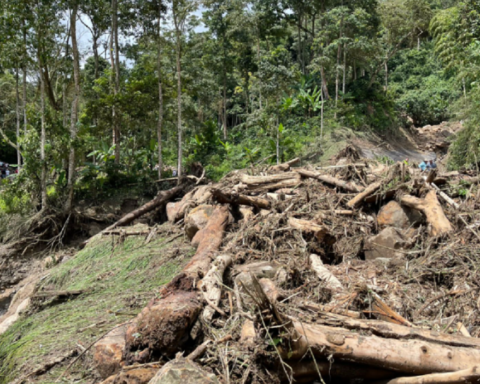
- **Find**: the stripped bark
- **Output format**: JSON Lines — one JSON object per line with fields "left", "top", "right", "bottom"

{"left": 297, "top": 169, "right": 364, "bottom": 193}
{"left": 289, "top": 218, "right": 330, "bottom": 241}
{"left": 401, "top": 190, "right": 453, "bottom": 236}
{"left": 374, "top": 366, "right": 480, "bottom": 384}
{"left": 347, "top": 181, "right": 382, "bottom": 208}
{"left": 283, "top": 320, "right": 480, "bottom": 374}
{"left": 309, "top": 254, "right": 343, "bottom": 291}
{"left": 201, "top": 254, "right": 233, "bottom": 322}
{"left": 211, "top": 189, "right": 271, "bottom": 210}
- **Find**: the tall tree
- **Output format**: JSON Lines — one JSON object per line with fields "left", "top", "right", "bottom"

{"left": 65, "top": 2, "right": 80, "bottom": 212}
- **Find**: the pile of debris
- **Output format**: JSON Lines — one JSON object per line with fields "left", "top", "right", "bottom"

{"left": 72, "top": 154, "right": 480, "bottom": 383}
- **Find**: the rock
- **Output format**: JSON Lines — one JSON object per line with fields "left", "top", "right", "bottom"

{"left": 93, "top": 323, "right": 128, "bottom": 379}
{"left": 166, "top": 202, "right": 180, "bottom": 223}
{"left": 185, "top": 205, "right": 215, "bottom": 240}
{"left": 149, "top": 357, "right": 219, "bottom": 384}
{"left": 377, "top": 201, "right": 423, "bottom": 229}
{"left": 100, "top": 366, "right": 159, "bottom": 384}
{"left": 191, "top": 186, "right": 212, "bottom": 205}
{"left": 364, "top": 227, "right": 410, "bottom": 261}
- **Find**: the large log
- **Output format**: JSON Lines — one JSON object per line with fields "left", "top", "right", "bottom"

{"left": 105, "top": 185, "right": 184, "bottom": 231}
{"left": 296, "top": 169, "right": 364, "bottom": 193}
{"left": 122, "top": 206, "right": 230, "bottom": 365}
{"left": 167, "top": 186, "right": 212, "bottom": 223}
{"left": 283, "top": 320, "right": 480, "bottom": 375}
{"left": 347, "top": 181, "right": 382, "bottom": 208}
{"left": 211, "top": 189, "right": 271, "bottom": 210}
{"left": 401, "top": 190, "right": 454, "bottom": 236}
{"left": 241, "top": 172, "right": 299, "bottom": 185}
{"left": 241, "top": 172, "right": 301, "bottom": 192}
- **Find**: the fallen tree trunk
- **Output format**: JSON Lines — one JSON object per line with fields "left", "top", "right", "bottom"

{"left": 201, "top": 254, "right": 233, "bottom": 322}
{"left": 268, "top": 157, "right": 300, "bottom": 172}
{"left": 401, "top": 190, "right": 454, "bottom": 236}
{"left": 373, "top": 366, "right": 480, "bottom": 384}
{"left": 347, "top": 181, "right": 382, "bottom": 208}
{"left": 296, "top": 169, "right": 364, "bottom": 193}
{"left": 241, "top": 172, "right": 301, "bottom": 192}
{"left": 123, "top": 206, "right": 231, "bottom": 365}
{"left": 167, "top": 186, "right": 212, "bottom": 223}
{"left": 309, "top": 254, "right": 343, "bottom": 291}
{"left": 211, "top": 189, "right": 271, "bottom": 210}
{"left": 289, "top": 218, "right": 330, "bottom": 241}
{"left": 241, "top": 172, "right": 299, "bottom": 185}
{"left": 283, "top": 319, "right": 480, "bottom": 375}
{"left": 105, "top": 185, "right": 184, "bottom": 231}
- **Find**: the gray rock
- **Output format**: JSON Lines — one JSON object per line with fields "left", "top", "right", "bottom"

{"left": 365, "top": 227, "right": 409, "bottom": 260}
{"left": 149, "top": 357, "right": 219, "bottom": 384}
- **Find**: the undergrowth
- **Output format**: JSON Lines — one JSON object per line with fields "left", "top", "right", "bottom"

{"left": 0, "top": 225, "right": 193, "bottom": 383}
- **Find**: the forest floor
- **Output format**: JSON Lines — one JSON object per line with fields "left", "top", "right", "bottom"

{"left": 0, "top": 120, "right": 476, "bottom": 384}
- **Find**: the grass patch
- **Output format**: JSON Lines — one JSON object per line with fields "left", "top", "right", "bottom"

{"left": 0, "top": 225, "right": 193, "bottom": 383}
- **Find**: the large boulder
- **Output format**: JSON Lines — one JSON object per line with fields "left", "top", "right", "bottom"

{"left": 149, "top": 357, "right": 219, "bottom": 384}
{"left": 185, "top": 205, "right": 215, "bottom": 240}
{"left": 377, "top": 201, "right": 423, "bottom": 229}
{"left": 166, "top": 202, "right": 180, "bottom": 223}
{"left": 364, "top": 227, "right": 410, "bottom": 261}
{"left": 93, "top": 323, "right": 128, "bottom": 379}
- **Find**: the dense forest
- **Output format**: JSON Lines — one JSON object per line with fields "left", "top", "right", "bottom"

{"left": 0, "top": 0, "right": 479, "bottom": 212}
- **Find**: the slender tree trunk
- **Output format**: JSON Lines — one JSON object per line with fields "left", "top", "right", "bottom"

{"left": 65, "top": 4, "right": 80, "bottom": 213}
{"left": 15, "top": 68, "right": 22, "bottom": 167}
{"left": 276, "top": 118, "right": 280, "bottom": 165}
{"left": 320, "top": 63, "right": 325, "bottom": 140}
{"left": 463, "top": 77, "right": 467, "bottom": 101}
{"left": 112, "top": 0, "right": 120, "bottom": 164}
{"left": 22, "top": 23, "right": 28, "bottom": 135}
{"left": 353, "top": 60, "right": 357, "bottom": 80}
{"left": 385, "top": 61, "right": 388, "bottom": 92}
{"left": 39, "top": 67, "right": 47, "bottom": 210}
{"left": 321, "top": 66, "right": 329, "bottom": 100}
{"left": 223, "top": 68, "right": 227, "bottom": 140}
{"left": 157, "top": 16, "right": 163, "bottom": 180}
{"left": 63, "top": 33, "right": 70, "bottom": 130}
{"left": 175, "top": 27, "right": 182, "bottom": 178}
{"left": 342, "top": 45, "right": 346, "bottom": 95}
{"left": 335, "top": 43, "right": 341, "bottom": 118}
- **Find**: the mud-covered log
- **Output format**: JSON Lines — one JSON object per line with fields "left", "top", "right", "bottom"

{"left": 296, "top": 169, "right": 364, "bottom": 193}
{"left": 105, "top": 185, "right": 184, "bottom": 231}
{"left": 373, "top": 366, "right": 480, "bottom": 384}
{"left": 188, "top": 205, "right": 231, "bottom": 275}
{"left": 122, "top": 206, "right": 230, "bottom": 365}
{"left": 211, "top": 189, "right": 271, "bottom": 210}
{"left": 309, "top": 254, "right": 343, "bottom": 291}
{"left": 347, "top": 181, "right": 382, "bottom": 208}
{"left": 268, "top": 157, "right": 300, "bottom": 172}
{"left": 283, "top": 320, "right": 480, "bottom": 375}
{"left": 401, "top": 190, "right": 453, "bottom": 236}
{"left": 289, "top": 217, "right": 329, "bottom": 241}
{"left": 201, "top": 254, "right": 233, "bottom": 322}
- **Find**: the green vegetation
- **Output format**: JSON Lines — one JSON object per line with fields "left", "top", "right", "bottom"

{"left": 0, "top": 226, "right": 192, "bottom": 383}
{"left": 0, "top": 0, "right": 478, "bottom": 213}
